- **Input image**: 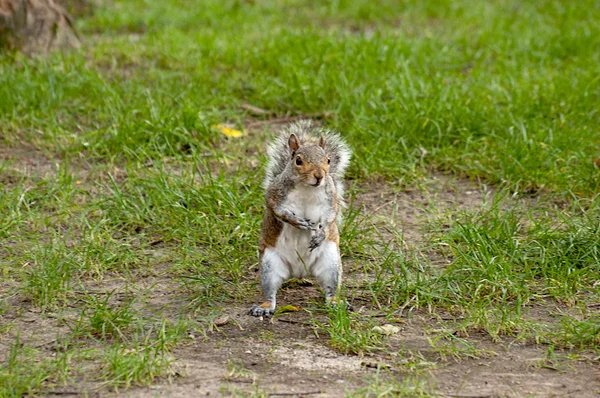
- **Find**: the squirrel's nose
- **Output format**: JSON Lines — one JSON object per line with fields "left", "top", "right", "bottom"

{"left": 314, "top": 176, "right": 322, "bottom": 186}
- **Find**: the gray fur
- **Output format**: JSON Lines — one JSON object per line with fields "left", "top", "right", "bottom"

{"left": 317, "top": 266, "right": 339, "bottom": 300}
{"left": 260, "top": 259, "right": 282, "bottom": 303}
{"left": 248, "top": 257, "right": 284, "bottom": 317}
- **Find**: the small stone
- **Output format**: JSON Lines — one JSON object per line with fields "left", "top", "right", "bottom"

{"left": 214, "top": 315, "right": 230, "bottom": 327}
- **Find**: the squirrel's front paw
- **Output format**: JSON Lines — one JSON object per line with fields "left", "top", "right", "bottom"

{"left": 297, "top": 218, "right": 317, "bottom": 230}
{"left": 249, "top": 304, "right": 275, "bottom": 318}
{"left": 309, "top": 232, "right": 325, "bottom": 251}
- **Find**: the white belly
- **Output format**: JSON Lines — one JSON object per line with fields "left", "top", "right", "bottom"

{"left": 273, "top": 183, "right": 330, "bottom": 278}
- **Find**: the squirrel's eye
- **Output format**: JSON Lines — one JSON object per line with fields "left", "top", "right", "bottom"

{"left": 327, "top": 158, "right": 331, "bottom": 165}
{"left": 295, "top": 156, "right": 303, "bottom": 166}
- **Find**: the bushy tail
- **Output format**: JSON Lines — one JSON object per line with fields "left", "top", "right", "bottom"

{"left": 263, "top": 119, "right": 352, "bottom": 202}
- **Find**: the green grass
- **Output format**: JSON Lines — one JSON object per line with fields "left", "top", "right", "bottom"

{"left": 100, "top": 327, "right": 177, "bottom": 392}
{"left": 1, "top": 0, "right": 600, "bottom": 395}
{"left": 0, "top": 335, "right": 74, "bottom": 397}
{"left": 349, "top": 369, "right": 433, "bottom": 397}
{"left": 547, "top": 315, "right": 600, "bottom": 351}
{"left": 314, "top": 304, "right": 387, "bottom": 355}
{"left": 82, "top": 292, "right": 137, "bottom": 340}
{"left": 3, "top": 0, "right": 600, "bottom": 192}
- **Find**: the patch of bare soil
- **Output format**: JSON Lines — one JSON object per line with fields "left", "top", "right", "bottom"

{"left": 357, "top": 175, "right": 494, "bottom": 239}
{"left": 0, "top": 144, "right": 96, "bottom": 187}
{"left": 116, "top": 293, "right": 600, "bottom": 397}
{"left": 433, "top": 344, "right": 598, "bottom": 397}
{"left": 126, "top": 316, "right": 368, "bottom": 397}
{"left": 0, "top": 145, "right": 57, "bottom": 184}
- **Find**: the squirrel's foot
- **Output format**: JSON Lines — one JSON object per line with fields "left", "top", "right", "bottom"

{"left": 249, "top": 302, "right": 275, "bottom": 318}
{"left": 327, "top": 297, "right": 354, "bottom": 312}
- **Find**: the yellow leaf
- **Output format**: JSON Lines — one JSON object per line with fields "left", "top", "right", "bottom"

{"left": 275, "top": 305, "right": 299, "bottom": 315}
{"left": 212, "top": 124, "right": 244, "bottom": 138}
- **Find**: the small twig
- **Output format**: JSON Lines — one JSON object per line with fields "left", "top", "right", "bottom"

{"left": 439, "top": 394, "right": 492, "bottom": 398}
{"left": 270, "top": 391, "right": 321, "bottom": 397}
{"left": 224, "top": 378, "right": 255, "bottom": 384}
{"left": 540, "top": 364, "right": 559, "bottom": 371}
{"left": 277, "top": 318, "right": 311, "bottom": 326}
{"left": 372, "top": 200, "right": 396, "bottom": 213}
{"left": 38, "top": 392, "right": 80, "bottom": 396}
{"left": 372, "top": 313, "right": 388, "bottom": 318}
{"left": 241, "top": 103, "right": 275, "bottom": 116}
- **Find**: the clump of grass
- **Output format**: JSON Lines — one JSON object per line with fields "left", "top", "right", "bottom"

{"left": 100, "top": 320, "right": 185, "bottom": 391}
{"left": 427, "top": 331, "right": 496, "bottom": 361}
{"left": 180, "top": 272, "right": 235, "bottom": 308}
{"left": 0, "top": 335, "right": 73, "bottom": 397}
{"left": 546, "top": 315, "right": 600, "bottom": 351}
{"left": 101, "top": 343, "right": 175, "bottom": 392}
{"left": 314, "top": 305, "right": 386, "bottom": 355}
{"left": 21, "top": 240, "right": 77, "bottom": 309}
{"left": 74, "top": 225, "right": 142, "bottom": 277}
{"left": 84, "top": 293, "right": 136, "bottom": 340}
{"left": 350, "top": 369, "right": 434, "bottom": 397}
{"left": 425, "top": 195, "right": 600, "bottom": 336}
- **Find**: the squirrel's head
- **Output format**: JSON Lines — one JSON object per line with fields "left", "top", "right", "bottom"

{"left": 288, "top": 133, "right": 330, "bottom": 187}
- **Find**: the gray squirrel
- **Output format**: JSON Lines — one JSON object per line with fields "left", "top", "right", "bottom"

{"left": 249, "top": 120, "right": 352, "bottom": 317}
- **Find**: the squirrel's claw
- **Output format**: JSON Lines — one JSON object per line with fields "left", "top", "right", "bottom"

{"left": 309, "top": 233, "right": 325, "bottom": 251}
{"left": 249, "top": 304, "right": 274, "bottom": 318}
{"left": 310, "top": 223, "right": 326, "bottom": 251}
{"left": 297, "top": 218, "right": 317, "bottom": 230}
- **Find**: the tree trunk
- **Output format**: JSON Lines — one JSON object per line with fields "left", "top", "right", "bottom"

{"left": 0, "top": 0, "right": 80, "bottom": 53}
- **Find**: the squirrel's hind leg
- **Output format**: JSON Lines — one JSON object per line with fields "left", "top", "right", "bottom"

{"left": 312, "top": 241, "right": 347, "bottom": 307}
{"left": 249, "top": 248, "right": 289, "bottom": 318}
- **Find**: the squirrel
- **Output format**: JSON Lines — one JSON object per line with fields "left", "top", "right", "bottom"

{"left": 249, "top": 120, "right": 352, "bottom": 317}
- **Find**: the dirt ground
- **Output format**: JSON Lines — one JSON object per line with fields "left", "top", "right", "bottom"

{"left": 1, "top": 148, "right": 599, "bottom": 397}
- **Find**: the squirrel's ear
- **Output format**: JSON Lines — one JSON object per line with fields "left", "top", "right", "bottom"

{"left": 288, "top": 134, "right": 300, "bottom": 152}
{"left": 319, "top": 136, "right": 326, "bottom": 149}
